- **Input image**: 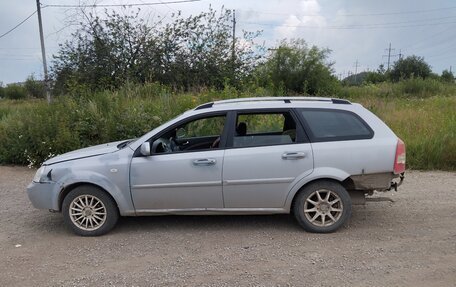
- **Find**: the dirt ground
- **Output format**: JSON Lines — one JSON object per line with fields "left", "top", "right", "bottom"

{"left": 0, "top": 166, "right": 455, "bottom": 287}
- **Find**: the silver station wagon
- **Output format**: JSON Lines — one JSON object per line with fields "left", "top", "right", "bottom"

{"left": 27, "top": 97, "right": 406, "bottom": 236}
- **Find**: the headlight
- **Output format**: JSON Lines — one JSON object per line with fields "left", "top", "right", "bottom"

{"left": 33, "top": 166, "right": 46, "bottom": 183}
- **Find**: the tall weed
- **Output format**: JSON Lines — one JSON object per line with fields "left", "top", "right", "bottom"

{"left": 0, "top": 81, "right": 454, "bottom": 170}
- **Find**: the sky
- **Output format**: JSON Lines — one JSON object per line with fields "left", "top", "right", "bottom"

{"left": 1, "top": 0, "right": 455, "bottom": 84}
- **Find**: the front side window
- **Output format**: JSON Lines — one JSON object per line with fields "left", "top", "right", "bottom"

{"left": 151, "top": 114, "right": 226, "bottom": 154}
{"left": 299, "top": 109, "right": 373, "bottom": 142}
{"left": 232, "top": 112, "right": 297, "bottom": 148}
{"left": 180, "top": 116, "right": 226, "bottom": 139}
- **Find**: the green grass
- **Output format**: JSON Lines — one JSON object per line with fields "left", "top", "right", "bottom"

{"left": 0, "top": 81, "right": 454, "bottom": 170}
{"left": 351, "top": 96, "right": 456, "bottom": 170}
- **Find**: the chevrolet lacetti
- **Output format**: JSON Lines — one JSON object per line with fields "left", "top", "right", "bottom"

{"left": 27, "top": 97, "right": 406, "bottom": 236}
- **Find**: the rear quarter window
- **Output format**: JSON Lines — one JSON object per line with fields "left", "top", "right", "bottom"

{"left": 299, "top": 109, "right": 373, "bottom": 142}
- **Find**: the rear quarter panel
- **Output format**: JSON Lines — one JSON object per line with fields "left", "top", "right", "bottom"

{"left": 283, "top": 104, "right": 398, "bottom": 211}
{"left": 306, "top": 103, "right": 398, "bottom": 175}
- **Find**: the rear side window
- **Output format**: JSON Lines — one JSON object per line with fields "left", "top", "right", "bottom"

{"left": 232, "top": 112, "right": 297, "bottom": 148}
{"left": 299, "top": 109, "right": 373, "bottom": 142}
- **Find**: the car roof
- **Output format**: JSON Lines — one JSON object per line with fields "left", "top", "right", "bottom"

{"left": 193, "top": 97, "right": 353, "bottom": 112}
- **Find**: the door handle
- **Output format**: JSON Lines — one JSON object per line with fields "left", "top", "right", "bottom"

{"left": 282, "top": 152, "right": 306, "bottom": 160}
{"left": 193, "top": 158, "right": 216, "bottom": 166}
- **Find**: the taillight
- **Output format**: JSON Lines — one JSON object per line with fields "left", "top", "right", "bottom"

{"left": 393, "top": 138, "right": 406, "bottom": 174}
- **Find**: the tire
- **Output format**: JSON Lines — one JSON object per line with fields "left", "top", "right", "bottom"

{"left": 62, "top": 185, "right": 119, "bottom": 236}
{"left": 293, "top": 180, "right": 352, "bottom": 233}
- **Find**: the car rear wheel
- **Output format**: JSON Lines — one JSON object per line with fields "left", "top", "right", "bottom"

{"left": 62, "top": 185, "right": 119, "bottom": 236}
{"left": 293, "top": 181, "right": 352, "bottom": 233}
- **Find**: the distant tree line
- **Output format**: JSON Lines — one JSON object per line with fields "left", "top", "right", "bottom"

{"left": 347, "top": 55, "right": 454, "bottom": 86}
{"left": 0, "top": 75, "right": 46, "bottom": 99}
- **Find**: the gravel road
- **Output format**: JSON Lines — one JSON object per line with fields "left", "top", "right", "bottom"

{"left": 0, "top": 166, "right": 455, "bottom": 287}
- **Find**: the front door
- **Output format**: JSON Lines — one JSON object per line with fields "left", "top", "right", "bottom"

{"left": 130, "top": 113, "right": 227, "bottom": 212}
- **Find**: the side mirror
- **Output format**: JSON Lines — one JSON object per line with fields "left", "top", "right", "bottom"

{"left": 140, "top": 142, "right": 151, "bottom": 156}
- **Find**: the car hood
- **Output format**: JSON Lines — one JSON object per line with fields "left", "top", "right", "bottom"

{"left": 44, "top": 140, "right": 126, "bottom": 165}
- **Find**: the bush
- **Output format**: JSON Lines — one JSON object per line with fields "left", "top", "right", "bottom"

{"left": 363, "top": 71, "right": 387, "bottom": 84}
{"left": 255, "top": 39, "right": 340, "bottom": 96}
{"left": 24, "top": 75, "right": 46, "bottom": 98}
{"left": 392, "top": 78, "right": 443, "bottom": 98}
{"left": 441, "top": 70, "right": 454, "bottom": 83}
{"left": 390, "top": 55, "right": 432, "bottom": 81}
{"left": 0, "top": 82, "right": 234, "bottom": 166}
{"left": 3, "top": 84, "right": 27, "bottom": 99}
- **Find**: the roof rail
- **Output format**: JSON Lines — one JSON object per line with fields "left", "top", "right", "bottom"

{"left": 194, "top": 102, "right": 214, "bottom": 110}
{"left": 213, "top": 97, "right": 334, "bottom": 105}
{"left": 194, "top": 97, "right": 351, "bottom": 110}
{"left": 331, "top": 98, "right": 351, "bottom": 105}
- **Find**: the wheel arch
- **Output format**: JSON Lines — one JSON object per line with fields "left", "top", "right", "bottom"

{"left": 285, "top": 168, "right": 351, "bottom": 213}
{"left": 55, "top": 170, "right": 135, "bottom": 216}
{"left": 58, "top": 182, "right": 119, "bottom": 213}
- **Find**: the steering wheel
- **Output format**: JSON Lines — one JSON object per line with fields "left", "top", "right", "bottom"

{"left": 169, "top": 137, "right": 178, "bottom": 151}
{"left": 152, "top": 138, "right": 172, "bottom": 153}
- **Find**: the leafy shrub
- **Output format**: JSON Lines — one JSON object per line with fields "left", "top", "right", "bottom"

{"left": 441, "top": 70, "right": 454, "bottom": 82}
{"left": 4, "top": 84, "right": 27, "bottom": 99}
{"left": 254, "top": 39, "right": 340, "bottom": 96}
{"left": 393, "top": 78, "right": 443, "bottom": 98}
{"left": 24, "top": 75, "right": 46, "bottom": 98}
{"left": 390, "top": 55, "right": 432, "bottom": 81}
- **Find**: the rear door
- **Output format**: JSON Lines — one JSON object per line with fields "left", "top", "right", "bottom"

{"left": 222, "top": 109, "right": 314, "bottom": 208}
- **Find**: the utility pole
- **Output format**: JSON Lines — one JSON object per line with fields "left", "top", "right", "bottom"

{"left": 387, "top": 43, "right": 392, "bottom": 70}
{"left": 398, "top": 49, "right": 403, "bottom": 60}
{"left": 383, "top": 43, "right": 395, "bottom": 71}
{"left": 36, "top": 0, "right": 51, "bottom": 103}
{"left": 231, "top": 9, "right": 236, "bottom": 65}
{"left": 353, "top": 60, "right": 360, "bottom": 83}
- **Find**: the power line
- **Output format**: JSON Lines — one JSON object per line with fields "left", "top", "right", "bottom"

{"left": 400, "top": 25, "right": 455, "bottom": 50}
{"left": 239, "top": 17, "right": 456, "bottom": 30}
{"left": 0, "top": 10, "right": 37, "bottom": 39}
{"left": 42, "top": 0, "right": 201, "bottom": 8}
{"left": 238, "top": 5, "right": 456, "bottom": 17}
{"left": 238, "top": 14, "right": 456, "bottom": 30}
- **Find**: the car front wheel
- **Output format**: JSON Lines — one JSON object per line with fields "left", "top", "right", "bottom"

{"left": 62, "top": 185, "right": 119, "bottom": 236}
{"left": 293, "top": 181, "right": 352, "bottom": 233}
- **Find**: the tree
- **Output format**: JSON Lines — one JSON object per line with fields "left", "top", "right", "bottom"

{"left": 389, "top": 55, "right": 431, "bottom": 81}
{"left": 4, "top": 84, "right": 27, "bottom": 99}
{"left": 0, "top": 82, "right": 4, "bottom": 99}
{"left": 255, "top": 39, "right": 338, "bottom": 95}
{"left": 363, "top": 65, "right": 388, "bottom": 84}
{"left": 51, "top": 8, "right": 262, "bottom": 94}
{"left": 24, "top": 74, "right": 46, "bottom": 98}
{"left": 441, "top": 69, "right": 454, "bottom": 82}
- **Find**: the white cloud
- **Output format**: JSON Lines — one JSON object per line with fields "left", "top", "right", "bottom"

{"left": 273, "top": 0, "right": 327, "bottom": 42}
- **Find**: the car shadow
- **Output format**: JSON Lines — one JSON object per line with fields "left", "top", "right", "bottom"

{"left": 114, "top": 214, "right": 301, "bottom": 234}
{"left": 23, "top": 204, "right": 396, "bottom": 236}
